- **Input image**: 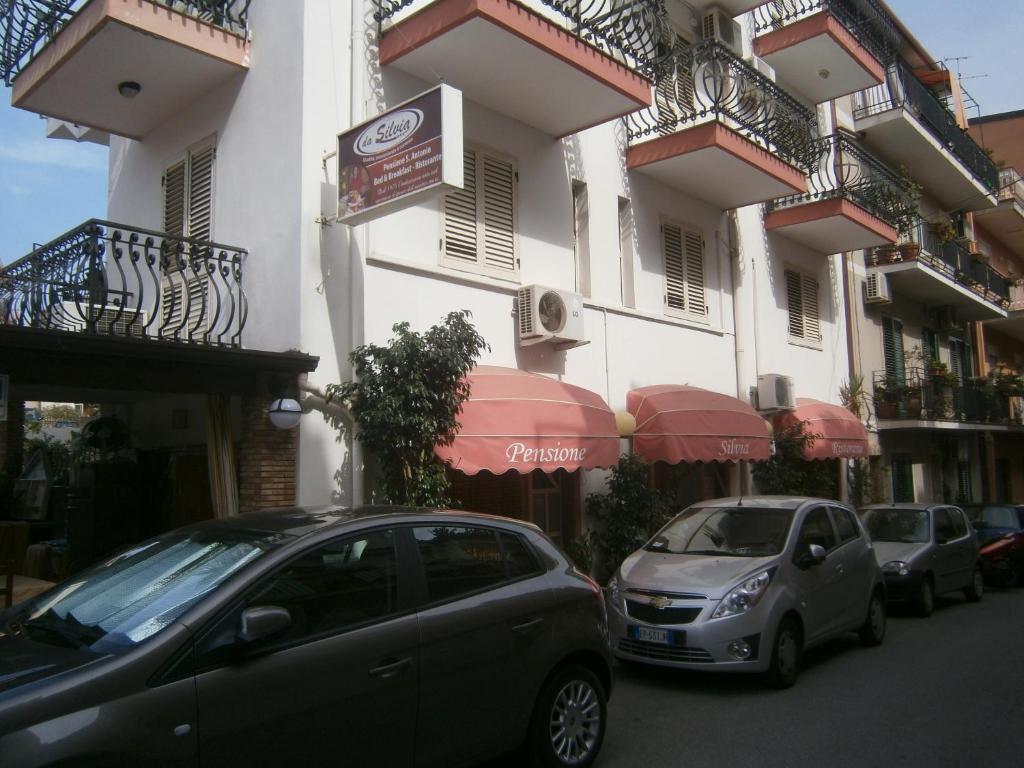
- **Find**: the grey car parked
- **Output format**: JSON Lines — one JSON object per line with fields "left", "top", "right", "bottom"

{"left": 859, "top": 503, "right": 983, "bottom": 616}
{"left": 0, "top": 506, "right": 612, "bottom": 768}
{"left": 608, "top": 497, "right": 886, "bottom": 688}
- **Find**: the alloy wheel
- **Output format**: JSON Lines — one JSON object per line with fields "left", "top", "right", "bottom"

{"left": 549, "top": 679, "right": 602, "bottom": 765}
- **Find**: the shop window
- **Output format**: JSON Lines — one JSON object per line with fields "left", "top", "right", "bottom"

{"left": 442, "top": 146, "right": 517, "bottom": 278}
{"left": 785, "top": 267, "right": 821, "bottom": 344}
{"left": 662, "top": 219, "right": 706, "bottom": 319}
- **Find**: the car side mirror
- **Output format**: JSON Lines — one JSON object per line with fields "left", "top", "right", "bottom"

{"left": 797, "top": 543, "right": 827, "bottom": 569}
{"left": 237, "top": 605, "right": 292, "bottom": 646}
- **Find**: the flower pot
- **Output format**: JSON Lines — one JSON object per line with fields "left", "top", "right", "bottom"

{"left": 877, "top": 401, "right": 898, "bottom": 420}
{"left": 903, "top": 393, "right": 922, "bottom": 419}
{"left": 898, "top": 242, "right": 920, "bottom": 260}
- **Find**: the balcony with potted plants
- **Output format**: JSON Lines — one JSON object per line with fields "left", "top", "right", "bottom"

{"left": 867, "top": 219, "right": 1010, "bottom": 321}
{"left": 872, "top": 365, "right": 1013, "bottom": 430}
{"left": 0, "top": 0, "right": 250, "bottom": 140}
{"left": 625, "top": 39, "right": 815, "bottom": 209}
{"left": 751, "top": 0, "right": 899, "bottom": 104}
{"left": 851, "top": 59, "right": 999, "bottom": 212}
{"left": 763, "top": 132, "right": 917, "bottom": 253}
{"left": 374, "top": 0, "right": 663, "bottom": 137}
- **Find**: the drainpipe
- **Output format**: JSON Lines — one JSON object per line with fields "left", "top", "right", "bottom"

{"left": 349, "top": 0, "right": 366, "bottom": 505}
{"left": 728, "top": 210, "right": 754, "bottom": 494}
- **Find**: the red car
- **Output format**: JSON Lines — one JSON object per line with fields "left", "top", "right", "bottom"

{"left": 963, "top": 504, "right": 1024, "bottom": 587}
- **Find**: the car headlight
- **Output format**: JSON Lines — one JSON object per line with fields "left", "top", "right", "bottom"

{"left": 606, "top": 575, "right": 625, "bottom": 613}
{"left": 712, "top": 569, "right": 773, "bottom": 619}
{"left": 881, "top": 560, "right": 909, "bottom": 576}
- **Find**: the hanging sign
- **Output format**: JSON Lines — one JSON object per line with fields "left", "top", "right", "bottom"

{"left": 337, "top": 84, "right": 463, "bottom": 226}
{"left": 0, "top": 374, "right": 7, "bottom": 422}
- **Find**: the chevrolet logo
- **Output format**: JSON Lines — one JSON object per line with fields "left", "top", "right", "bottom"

{"left": 649, "top": 596, "right": 671, "bottom": 610}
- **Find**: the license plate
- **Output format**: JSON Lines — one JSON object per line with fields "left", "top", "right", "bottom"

{"left": 629, "top": 625, "right": 683, "bottom": 645}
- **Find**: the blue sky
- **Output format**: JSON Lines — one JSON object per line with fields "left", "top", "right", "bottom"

{"left": 0, "top": 0, "right": 1021, "bottom": 264}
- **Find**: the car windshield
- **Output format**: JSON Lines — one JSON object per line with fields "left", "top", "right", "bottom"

{"left": 860, "top": 508, "right": 930, "bottom": 543}
{"left": 5, "top": 526, "right": 287, "bottom": 655}
{"left": 645, "top": 506, "right": 794, "bottom": 557}
{"left": 978, "top": 506, "right": 1022, "bottom": 529}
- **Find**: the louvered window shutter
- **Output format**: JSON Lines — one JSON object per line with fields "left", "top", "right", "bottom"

{"left": 663, "top": 222, "right": 686, "bottom": 311}
{"left": 882, "top": 317, "right": 905, "bottom": 382}
{"left": 949, "top": 339, "right": 965, "bottom": 384}
{"left": 163, "top": 160, "right": 187, "bottom": 237}
{"left": 443, "top": 149, "right": 478, "bottom": 265}
{"left": 481, "top": 154, "right": 516, "bottom": 272}
{"left": 187, "top": 144, "right": 215, "bottom": 243}
{"left": 801, "top": 273, "right": 820, "bottom": 341}
{"left": 684, "top": 230, "right": 706, "bottom": 315}
{"left": 786, "top": 270, "right": 804, "bottom": 337}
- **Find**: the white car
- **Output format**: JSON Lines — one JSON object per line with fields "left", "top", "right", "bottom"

{"left": 607, "top": 496, "right": 886, "bottom": 687}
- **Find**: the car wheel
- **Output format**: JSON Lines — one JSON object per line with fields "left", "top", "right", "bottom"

{"left": 963, "top": 567, "right": 984, "bottom": 602}
{"left": 915, "top": 576, "right": 934, "bottom": 617}
{"left": 526, "top": 665, "right": 606, "bottom": 768}
{"left": 766, "top": 617, "right": 801, "bottom": 690}
{"left": 858, "top": 589, "right": 886, "bottom": 646}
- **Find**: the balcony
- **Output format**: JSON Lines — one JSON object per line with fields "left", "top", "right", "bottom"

{"left": 752, "top": 0, "right": 897, "bottom": 104}
{"left": 626, "top": 40, "right": 813, "bottom": 209}
{"left": 852, "top": 61, "right": 1000, "bottom": 212}
{"left": 764, "top": 133, "right": 915, "bottom": 253}
{"left": 872, "top": 368, "right": 1020, "bottom": 430}
{"left": 375, "top": 0, "right": 659, "bottom": 138}
{"left": 1, "top": 0, "right": 250, "bottom": 139}
{"left": 0, "top": 220, "right": 247, "bottom": 347}
{"left": 867, "top": 222, "right": 1009, "bottom": 321}
{"left": 973, "top": 168, "right": 1024, "bottom": 256}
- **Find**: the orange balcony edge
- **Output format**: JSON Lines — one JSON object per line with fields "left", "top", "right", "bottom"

{"left": 764, "top": 198, "right": 898, "bottom": 243}
{"left": 626, "top": 122, "right": 808, "bottom": 196}
{"left": 753, "top": 12, "right": 885, "bottom": 86}
{"left": 12, "top": 0, "right": 250, "bottom": 107}
{"left": 379, "top": 0, "right": 652, "bottom": 109}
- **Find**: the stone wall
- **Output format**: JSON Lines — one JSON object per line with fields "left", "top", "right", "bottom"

{"left": 237, "top": 396, "right": 298, "bottom": 513}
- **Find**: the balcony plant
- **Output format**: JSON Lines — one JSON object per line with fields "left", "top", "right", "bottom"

{"left": 926, "top": 359, "right": 959, "bottom": 388}
{"left": 990, "top": 366, "right": 1024, "bottom": 397}
{"left": 873, "top": 376, "right": 907, "bottom": 419}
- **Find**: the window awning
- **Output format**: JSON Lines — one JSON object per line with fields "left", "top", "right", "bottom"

{"left": 627, "top": 385, "right": 772, "bottom": 464}
{"left": 776, "top": 398, "right": 869, "bottom": 460}
{"left": 437, "top": 366, "right": 620, "bottom": 475}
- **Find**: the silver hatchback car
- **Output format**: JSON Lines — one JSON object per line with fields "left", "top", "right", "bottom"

{"left": 608, "top": 497, "right": 886, "bottom": 687}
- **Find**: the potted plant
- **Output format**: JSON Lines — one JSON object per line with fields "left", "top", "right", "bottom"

{"left": 873, "top": 376, "right": 905, "bottom": 420}
{"left": 902, "top": 383, "right": 923, "bottom": 419}
{"left": 931, "top": 219, "right": 958, "bottom": 244}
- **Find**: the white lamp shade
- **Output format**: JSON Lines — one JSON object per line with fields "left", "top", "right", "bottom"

{"left": 269, "top": 398, "right": 302, "bottom": 429}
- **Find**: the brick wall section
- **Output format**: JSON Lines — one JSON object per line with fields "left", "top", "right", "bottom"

{"left": 0, "top": 400, "right": 25, "bottom": 515}
{"left": 237, "top": 396, "right": 298, "bottom": 513}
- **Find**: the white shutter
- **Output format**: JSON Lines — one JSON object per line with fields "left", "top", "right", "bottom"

{"left": 163, "top": 159, "right": 187, "bottom": 237}
{"left": 663, "top": 222, "right": 686, "bottom": 311}
{"left": 801, "top": 273, "right": 820, "bottom": 341}
{"left": 162, "top": 276, "right": 209, "bottom": 338}
{"left": 684, "top": 230, "right": 706, "bottom": 315}
{"left": 481, "top": 154, "right": 516, "bottom": 272}
{"left": 786, "top": 268, "right": 821, "bottom": 341}
{"left": 187, "top": 144, "right": 215, "bottom": 243}
{"left": 786, "top": 269, "right": 804, "bottom": 337}
{"left": 443, "top": 149, "right": 478, "bottom": 265}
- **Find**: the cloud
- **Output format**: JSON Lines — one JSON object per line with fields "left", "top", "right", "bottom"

{"left": 0, "top": 137, "right": 107, "bottom": 172}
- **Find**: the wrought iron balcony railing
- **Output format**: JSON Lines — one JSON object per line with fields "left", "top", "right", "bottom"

{"left": 0, "top": 0, "right": 251, "bottom": 86}
{"left": 752, "top": 0, "right": 899, "bottom": 68}
{"left": 873, "top": 367, "right": 1017, "bottom": 424}
{"left": 626, "top": 39, "right": 817, "bottom": 168}
{"left": 852, "top": 60, "right": 1000, "bottom": 193}
{"left": 0, "top": 220, "right": 248, "bottom": 346}
{"left": 374, "top": 0, "right": 667, "bottom": 79}
{"left": 765, "top": 132, "right": 917, "bottom": 229}
{"left": 868, "top": 220, "right": 1011, "bottom": 309}
{"left": 998, "top": 168, "right": 1024, "bottom": 208}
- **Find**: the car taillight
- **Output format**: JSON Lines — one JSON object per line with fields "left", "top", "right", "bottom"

{"left": 575, "top": 569, "right": 605, "bottom": 608}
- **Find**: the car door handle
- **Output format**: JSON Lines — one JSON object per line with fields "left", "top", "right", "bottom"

{"left": 369, "top": 657, "right": 411, "bottom": 679}
{"left": 511, "top": 618, "right": 545, "bottom": 635}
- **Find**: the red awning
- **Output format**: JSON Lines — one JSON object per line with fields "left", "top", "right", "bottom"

{"left": 437, "top": 366, "right": 620, "bottom": 475}
{"left": 777, "top": 398, "right": 869, "bottom": 460}
{"left": 627, "top": 385, "right": 772, "bottom": 464}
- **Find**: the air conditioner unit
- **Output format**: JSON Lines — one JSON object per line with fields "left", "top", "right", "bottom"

{"left": 745, "top": 54, "right": 775, "bottom": 82}
{"left": 701, "top": 6, "right": 742, "bottom": 56}
{"left": 864, "top": 272, "right": 892, "bottom": 304}
{"left": 517, "top": 285, "right": 587, "bottom": 349}
{"left": 935, "top": 305, "right": 959, "bottom": 332}
{"left": 57, "top": 302, "right": 146, "bottom": 337}
{"left": 757, "top": 373, "right": 795, "bottom": 411}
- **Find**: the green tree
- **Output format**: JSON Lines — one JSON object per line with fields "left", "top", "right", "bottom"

{"left": 753, "top": 420, "right": 836, "bottom": 498}
{"left": 325, "top": 311, "right": 488, "bottom": 507}
{"left": 586, "top": 455, "right": 677, "bottom": 582}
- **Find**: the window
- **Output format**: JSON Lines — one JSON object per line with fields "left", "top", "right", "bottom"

{"left": 785, "top": 268, "right": 820, "bottom": 343}
{"left": 244, "top": 529, "right": 400, "bottom": 645}
{"left": 662, "top": 219, "right": 705, "bottom": 318}
{"left": 922, "top": 327, "right": 938, "bottom": 365}
{"left": 573, "top": 180, "right": 591, "bottom": 297}
{"left": 949, "top": 508, "right": 968, "bottom": 538}
{"left": 163, "top": 139, "right": 215, "bottom": 243}
{"left": 933, "top": 508, "right": 957, "bottom": 542}
{"left": 442, "top": 146, "right": 517, "bottom": 277}
{"left": 882, "top": 316, "right": 905, "bottom": 382}
{"left": 830, "top": 506, "right": 859, "bottom": 543}
{"left": 413, "top": 526, "right": 539, "bottom": 603}
{"left": 796, "top": 507, "right": 837, "bottom": 553}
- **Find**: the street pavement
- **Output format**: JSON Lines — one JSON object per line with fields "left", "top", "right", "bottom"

{"left": 488, "top": 586, "right": 1024, "bottom": 768}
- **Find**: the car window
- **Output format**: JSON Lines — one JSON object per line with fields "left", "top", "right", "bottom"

{"left": 949, "top": 508, "right": 968, "bottom": 538}
{"left": 413, "top": 526, "right": 539, "bottom": 603}
{"left": 934, "top": 509, "right": 957, "bottom": 542}
{"left": 830, "top": 507, "right": 859, "bottom": 543}
{"left": 247, "top": 528, "right": 400, "bottom": 643}
{"left": 795, "top": 507, "right": 837, "bottom": 554}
